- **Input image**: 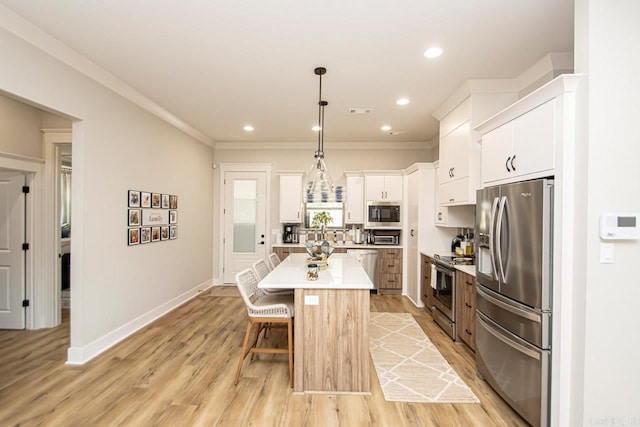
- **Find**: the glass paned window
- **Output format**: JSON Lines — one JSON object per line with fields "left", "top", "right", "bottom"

{"left": 233, "top": 180, "right": 256, "bottom": 253}
{"left": 304, "top": 202, "right": 344, "bottom": 228}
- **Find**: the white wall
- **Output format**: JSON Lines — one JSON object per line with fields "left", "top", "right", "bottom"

{"left": 0, "top": 93, "right": 44, "bottom": 159}
{"left": 575, "top": 1, "right": 640, "bottom": 425}
{"left": 212, "top": 145, "right": 434, "bottom": 281}
{"left": 0, "top": 25, "right": 214, "bottom": 361}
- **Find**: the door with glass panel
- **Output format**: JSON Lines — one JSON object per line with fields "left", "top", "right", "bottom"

{"left": 223, "top": 171, "right": 267, "bottom": 283}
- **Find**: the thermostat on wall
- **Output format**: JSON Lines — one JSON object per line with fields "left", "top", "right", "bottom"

{"left": 600, "top": 213, "right": 640, "bottom": 240}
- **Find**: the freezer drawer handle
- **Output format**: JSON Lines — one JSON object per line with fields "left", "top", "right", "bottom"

{"left": 478, "top": 314, "right": 540, "bottom": 360}
{"left": 477, "top": 286, "right": 541, "bottom": 323}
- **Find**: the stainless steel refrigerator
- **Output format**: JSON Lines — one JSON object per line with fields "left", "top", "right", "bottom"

{"left": 475, "top": 178, "right": 553, "bottom": 427}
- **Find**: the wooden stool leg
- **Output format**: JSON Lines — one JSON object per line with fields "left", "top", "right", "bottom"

{"left": 234, "top": 320, "right": 253, "bottom": 385}
{"left": 287, "top": 318, "right": 294, "bottom": 388}
{"left": 251, "top": 322, "right": 263, "bottom": 361}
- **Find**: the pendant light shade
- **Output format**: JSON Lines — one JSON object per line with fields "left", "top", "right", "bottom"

{"left": 305, "top": 67, "right": 341, "bottom": 203}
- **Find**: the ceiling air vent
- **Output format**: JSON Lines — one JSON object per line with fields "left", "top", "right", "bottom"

{"left": 348, "top": 108, "right": 373, "bottom": 115}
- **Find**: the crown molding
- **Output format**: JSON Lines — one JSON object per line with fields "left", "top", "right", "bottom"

{"left": 213, "top": 140, "right": 432, "bottom": 150}
{"left": 0, "top": 5, "right": 214, "bottom": 148}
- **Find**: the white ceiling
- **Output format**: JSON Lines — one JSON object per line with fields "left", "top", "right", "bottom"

{"left": 0, "top": 0, "right": 574, "bottom": 146}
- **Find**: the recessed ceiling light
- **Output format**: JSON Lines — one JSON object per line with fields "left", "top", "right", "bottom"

{"left": 424, "top": 47, "right": 443, "bottom": 59}
{"left": 243, "top": 125, "right": 254, "bottom": 132}
{"left": 396, "top": 98, "right": 410, "bottom": 106}
{"left": 312, "top": 125, "right": 321, "bottom": 132}
{"left": 381, "top": 125, "right": 392, "bottom": 131}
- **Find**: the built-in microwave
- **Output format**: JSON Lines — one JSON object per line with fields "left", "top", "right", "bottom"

{"left": 365, "top": 201, "right": 401, "bottom": 228}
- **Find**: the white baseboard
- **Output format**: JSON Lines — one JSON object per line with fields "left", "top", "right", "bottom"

{"left": 66, "top": 278, "right": 214, "bottom": 365}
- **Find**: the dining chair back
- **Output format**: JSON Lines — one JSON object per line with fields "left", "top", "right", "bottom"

{"left": 234, "top": 268, "right": 294, "bottom": 387}
{"left": 268, "top": 252, "right": 281, "bottom": 270}
{"left": 252, "top": 259, "right": 272, "bottom": 281}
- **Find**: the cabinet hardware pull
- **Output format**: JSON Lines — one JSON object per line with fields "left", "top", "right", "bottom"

{"left": 466, "top": 329, "right": 472, "bottom": 335}
{"left": 410, "top": 229, "right": 415, "bottom": 237}
{"left": 465, "top": 302, "right": 472, "bottom": 308}
{"left": 451, "top": 167, "right": 454, "bottom": 177}
{"left": 466, "top": 281, "right": 473, "bottom": 286}
{"left": 505, "top": 156, "right": 512, "bottom": 172}
{"left": 387, "top": 264, "right": 394, "bottom": 268}
{"left": 510, "top": 155, "right": 516, "bottom": 171}
{"left": 449, "top": 198, "right": 454, "bottom": 202}
{"left": 437, "top": 212, "right": 443, "bottom": 220}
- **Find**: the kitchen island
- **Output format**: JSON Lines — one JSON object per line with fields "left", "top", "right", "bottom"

{"left": 259, "top": 253, "right": 374, "bottom": 394}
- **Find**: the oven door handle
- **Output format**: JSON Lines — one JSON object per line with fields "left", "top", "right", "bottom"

{"left": 435, "top": 265, "right": 455, "bottom": 276}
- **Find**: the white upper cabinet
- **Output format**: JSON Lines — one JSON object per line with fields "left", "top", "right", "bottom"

{"left": 279, "top": 172, "right": 303, "bottom": 223}
{"left": 434, "top": 86, "right": 518, "bottom": 206}
{"left": 477, "top": 75, "right": 580, "bottom": 187}
{"left": 345, "top": 174, "right": 364, "bottom": 224}
{"left": 364, "top": 174, "right": 403, "bottom": 201}
{"left": 481, "top": 99, "right": 556, "bottom": 184}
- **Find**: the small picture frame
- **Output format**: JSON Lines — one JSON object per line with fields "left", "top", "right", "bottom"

{"left": 151, "top": 193, "right": 161, "bottom": 208}
{"left": 128, "top": 190, "right": 140, "bottom": 208}
{"left": 160, "top": 225, "right": 169, "bottom": 240}
{"left": 169, "top": 195, "right": 178, "bottom": 209}
{"left": 140, "top": 227, "right": 151, "bottom": 244}
{"left": 169, "top": 210, "right": 178, "bottom": 224}
{"left": 128, "top": 209, "right": 141, "bottom": 226}
{"left": 161, "top": 194, "right": 170, "bottom": 209}
{"left": 140, "top": 191, "right": 151, "bottom": 208}
{"left": 151, "top": 226, "right": 161, "bottom": 242}
{"left": 169, "top": 225, "right": 177, "bottom": 240}
{"left": 128, "top": 228, "right": 140, "bottom": 245}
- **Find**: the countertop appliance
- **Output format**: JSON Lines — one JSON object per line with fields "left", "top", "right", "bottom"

{"left": 365, "top": 201, "right": 401, "bottom": 228}
{"left": 370, "top": 229, "right": 400, "bottom": 245}
{"left": 283, "top": 224, "right": 299, "bottom": 244}
{"left": 475, "top": 178, "right": 553, "bottom": 427}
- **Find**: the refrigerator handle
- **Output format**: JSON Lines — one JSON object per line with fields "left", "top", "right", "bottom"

{"left": 489, "top": 197, "right": 500, "bottom": 280}
{"left": 496, "top": 196, "right": 508, "bottom": 283}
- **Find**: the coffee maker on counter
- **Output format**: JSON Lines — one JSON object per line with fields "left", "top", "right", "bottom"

{"left": 283, "top": 224, "right": 299, "bottom": 244}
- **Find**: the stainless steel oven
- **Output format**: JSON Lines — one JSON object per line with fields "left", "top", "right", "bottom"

{"left": 432, "top": 256, "right": 456, "bottom": 340}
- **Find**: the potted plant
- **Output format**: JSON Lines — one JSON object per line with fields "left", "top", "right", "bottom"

{"left": 307, "top": 211, "right": 334, "bottom": 261}
{"left": 311, "top": 211, "right": 332, "bottom": 231}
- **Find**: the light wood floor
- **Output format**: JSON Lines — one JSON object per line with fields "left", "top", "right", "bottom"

{"left": 0, "top": 288, "right": 527, "bottom": 426}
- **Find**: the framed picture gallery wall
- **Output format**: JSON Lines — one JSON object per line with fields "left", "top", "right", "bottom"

{"left": 128, "top": 190, "right": 178, "bottom": 246}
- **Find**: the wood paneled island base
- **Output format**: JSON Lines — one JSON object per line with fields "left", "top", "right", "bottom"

{"left": 258, "top": 253, "right": 374, "bottom": 394}
{"left": 294, "top": 288, "right": 370, "bottom": 394}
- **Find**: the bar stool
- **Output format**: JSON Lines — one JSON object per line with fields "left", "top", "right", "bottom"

{"left": 234, "top": 268, "right": 294, "bottom": 387}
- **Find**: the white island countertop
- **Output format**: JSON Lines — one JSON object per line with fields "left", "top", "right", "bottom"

{"left": 259, "top": 253, "right": 374, "bottom": 290}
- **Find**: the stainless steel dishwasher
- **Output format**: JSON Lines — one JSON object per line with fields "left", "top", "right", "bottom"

{"left": 346, "top": 249, "right": 378, "bottom": 291}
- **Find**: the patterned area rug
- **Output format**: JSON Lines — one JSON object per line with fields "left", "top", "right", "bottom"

{"left": 369, "top": 312, "right": 480, "bottom": 403}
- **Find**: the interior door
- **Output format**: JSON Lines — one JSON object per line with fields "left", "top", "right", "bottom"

{"left": 223, "top": 171, "right": 267, "bottom": 283}
{"left": 0, "top": 172, "right": 26, "bottom": 329}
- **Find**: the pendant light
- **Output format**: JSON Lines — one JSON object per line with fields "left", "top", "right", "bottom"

{"left": 305, "top": 66, "right": 335, "bottom": 203}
